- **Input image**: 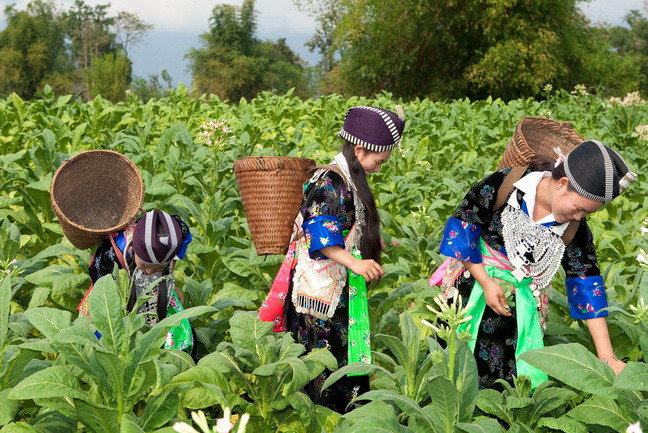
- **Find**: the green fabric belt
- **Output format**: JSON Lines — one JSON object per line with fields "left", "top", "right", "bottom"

{"left": 457, "top": 240, "right": 547, "bottom": 388}
{"left": 347, "top": 248, "right": 372, "bottom": 376}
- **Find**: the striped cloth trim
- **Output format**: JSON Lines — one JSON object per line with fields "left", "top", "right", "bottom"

{"left": 338, "top": 128, "right": 399, "bottom": 152}
{"left": 564, "top": 140, "right": 616, "bottom": 203}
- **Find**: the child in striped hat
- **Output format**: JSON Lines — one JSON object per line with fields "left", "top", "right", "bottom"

{"left": 80, "top": 209, "right": 194, "bottom": 353}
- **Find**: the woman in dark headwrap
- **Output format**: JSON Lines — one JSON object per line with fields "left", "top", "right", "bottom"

{"left": 259, "top": 106, "right": 406, "bottom": 412}
{"left": 79, "top": 209, "right": 194, "bottom": 352}
{"left": 436, "top": 140, "right": 637, "bottom": 389}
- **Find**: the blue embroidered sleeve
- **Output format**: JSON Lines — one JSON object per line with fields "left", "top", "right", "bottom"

{"left": 566, "top": 275, "right": 608, "bottom": 319}
{"left": 302, "top": 215, "right": 345, "bottom": 260}
{"left": 176, "top": 229, "right": 192, "bottom": 259}
{"left": 439, "top": 217, "right": 482, "bottom": 263}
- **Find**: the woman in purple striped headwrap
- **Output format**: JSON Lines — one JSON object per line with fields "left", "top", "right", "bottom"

{"left": 259, "top": 105, "right": 406, "bottom": 413}
{"left": 80, "top": 209, "right": 194, "bottom": 354}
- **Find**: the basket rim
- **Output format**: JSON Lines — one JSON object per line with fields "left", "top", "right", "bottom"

{"left": 50, "top": 149, "right": 144, "bottom": 234}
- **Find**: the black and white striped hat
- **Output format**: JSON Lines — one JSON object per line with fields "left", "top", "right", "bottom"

{"left": 564, "top": 140, "right": 637, "bottom": 203}
{"left": 132, "top": 210, "right": 183, "bottom": 265}
{"left": 337, "top": 106, "right": 406, "bottom": 152}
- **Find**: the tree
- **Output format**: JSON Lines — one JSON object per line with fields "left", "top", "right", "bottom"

{"left": 63, "top": 0, "right": 117, "bottom": 70}
{"left": 0, "top": 1, "right": 70, "bottom": 98}
{"left": 606, "top": 9, "right": 648, "bottom": 95}
{"left": 303, "top": 0, "right": 639, "bottom": 99}
{"left": 187, "top": 0, "right": 309, "bottom": 100}
{"left": 84, "top": 51, "right": 131, "bottom": 102}
{"left": 113, "top": 11, "right": 154, "bottom": 56}
{"left": 130, "top": 69, "right": 174, "bottom": 101}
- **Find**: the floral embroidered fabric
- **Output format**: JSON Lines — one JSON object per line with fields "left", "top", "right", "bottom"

{"left": 439, "top": 168, "right": 607, "bottom": 388}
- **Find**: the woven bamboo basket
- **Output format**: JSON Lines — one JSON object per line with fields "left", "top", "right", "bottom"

{"left": 498, "top": 117, "right": 584, "bottom": 169}
{"left": 234, "top": 156, "right": 316, "bottom": 255}
{"left": 50, "top": 150, "right": 144, "bottom": 250}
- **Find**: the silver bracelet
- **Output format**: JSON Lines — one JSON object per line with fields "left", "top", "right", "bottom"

{"left": 602, "top": 354, "right": 619, "bottom": 364}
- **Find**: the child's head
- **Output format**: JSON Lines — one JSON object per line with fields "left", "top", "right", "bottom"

{"left": 131, "top": 210, "right": 184, "bottom": 274}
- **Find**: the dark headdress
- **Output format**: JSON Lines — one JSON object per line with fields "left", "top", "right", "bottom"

{"left": 564, "top": 140, "right": 637, "bottom": 203}
{"left": 338, "top": 106, "right": 406, "bottom": 152}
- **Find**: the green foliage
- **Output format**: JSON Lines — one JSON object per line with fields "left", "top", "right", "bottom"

{"left": 304, "top": 0, "right": 641, "bottom": 99}
{"left": 0, "top": 0, "right": 151, "bottom": 100}
{"left": 85, "top": 52, "right": 132, "bottom": 102}
{"left": 187, "top": 0, "right": 309, "bottom": 100}
{"left": 0, "top": 1, "right": 70, "bottom": 98}
{"left": 0, "top": 89, "right": 646, "bottom": 431}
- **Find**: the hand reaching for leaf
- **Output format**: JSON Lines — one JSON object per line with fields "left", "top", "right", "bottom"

{"left": 482, "top": 279, "right": 511, "bottom": 316}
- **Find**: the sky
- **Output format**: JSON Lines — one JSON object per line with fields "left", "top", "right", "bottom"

{"left": 0, "top": 0, "right": 645, "bottom": 87}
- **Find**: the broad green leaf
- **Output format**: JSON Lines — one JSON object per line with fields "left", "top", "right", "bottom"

{"left": 613, "top": 361, "right": 648, "bottom": 391}
{"left": 29, "top": 410, "right": 77, "bottom": 433}
{"left": 566, "top": 395, "right": 629, "bottom": 431}
{"left": 23, "top": 307, "right": 71, "bottom": 340}
{"left": 426, "top": 376, "right": 459, "bottom": 433}
{"left": 322, "top": 363, "right": 391, "bottom": 391}
{"left": 475, "top": 389, "right": 512, "bottom": 425}
{"left": 88, "top": 275, "right": 125, "bottom": 352}
{"left": 140, "top": 391, "right": 179, "bottom": 430}
{"left": 302, "top": 347, "right": 339, "bottom": 372}
{"left": 228, "top": 312, "right": 273, "bottom": 353}
{"left": 456, "top": 418, "right": 505, "bottom": 433}
{"left": 536, "top": 416, "right": 588, "bottom": 433}
{"left": 519, "top": 343, "right": 615, "bottom": 396}
{"left": 74, "top": 400, "right": 119, "bottom": 433}
{"left": 0, "top": 277, "right": 10, "bottom": 348}
{"left": 0, "top": 422, "right": 40, "bottom": 433}
{"left": 8, "top": 366, "right": 87, "bottom": 402}
{"left": 0, "top": 389, "right": 18, "bottom": 426}
{"left": 359, "top": 390, "right": 437, "bottom": 429}
{"left": 120, "top": 414, "right": 146, "bottom": 433}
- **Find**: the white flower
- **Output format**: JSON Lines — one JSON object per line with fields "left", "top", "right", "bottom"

{"left": 610, "top": 91, "right": 645, "bottom": 106}
{"left": 237, "top": 414, "right": 250, "bottom": 433}
{"left": 543, "top": 83, "right": 553, "bottom": 93}
{"left": 626, "top": 421, "right": 642, "bottom": 433}
{"left": 215, "top": 418, "right": 234, "bottom": 433}
{"left": 191, "top": 411, "right": 210, "bottom": 433}
{"left": 571, "top": 84, "right": 588, "bottom": 96}
{"left": 633, "top": 125, "right": 648, "bottom": 141}
{"left": 173, "top": 422, "right": 200, "bottom": 433}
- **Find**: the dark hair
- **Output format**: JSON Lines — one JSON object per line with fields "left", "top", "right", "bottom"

{"left": 528, "top": 154, "right": 574, "bottom": 190}
{"left": 342, "top": 141, "right": 382, "bottom": 263}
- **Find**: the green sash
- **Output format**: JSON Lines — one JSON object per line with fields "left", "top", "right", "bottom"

{"left": 347, "top": 248, "right": 372, "bottom": 375}
{"left": 457, "top": 240, "right": 547, "bottom": 388}
{"left": 162, "top": 289, "right": 193, "bottom": 353}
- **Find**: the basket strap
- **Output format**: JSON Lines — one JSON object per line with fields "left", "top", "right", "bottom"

{"left": 494, "top": 166, "right": 527, "bottom": 211}
{"left": 109, "top": 233, "right": 127, "bottom": 269}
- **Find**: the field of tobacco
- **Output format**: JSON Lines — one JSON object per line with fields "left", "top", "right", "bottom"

{"left": 0, "top": 85, "right": 647, "bottom": 432}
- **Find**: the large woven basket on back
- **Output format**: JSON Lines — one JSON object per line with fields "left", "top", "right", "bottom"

{"left": 498, "top": 117, "right": 584, "bottom": 169}
{"left": 234, "top": 156, "right": 316, "bottom": 255}
{"left": 50, "top": 150, "right": 144, "bottom": 250}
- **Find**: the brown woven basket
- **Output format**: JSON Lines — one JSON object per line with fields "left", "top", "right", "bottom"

{"left": 234, "top": 156, "right": 316, "bottom": 255}
{"left": 498, "top": 117, "right": 584, "bottom": 169}
{"left": 50, "top": 150, "right": 144, "bottom": 250}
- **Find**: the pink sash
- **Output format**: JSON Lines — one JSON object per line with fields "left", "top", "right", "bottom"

{"left": 258, "top": 241, "right": 298, "bottom": 332}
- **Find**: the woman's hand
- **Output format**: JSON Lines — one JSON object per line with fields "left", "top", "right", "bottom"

{"left": 605, "top": 357, "right": 626, "bottom": 374}
{"left": 482, "top": 279, "right": 511, "bottom": 316}
{"left": 349, "top": 259, "right": 384, "bottom": 281}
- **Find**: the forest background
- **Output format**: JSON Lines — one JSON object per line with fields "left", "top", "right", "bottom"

{"left": 3, "top": 0, "right": 648, "bottom": 102}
